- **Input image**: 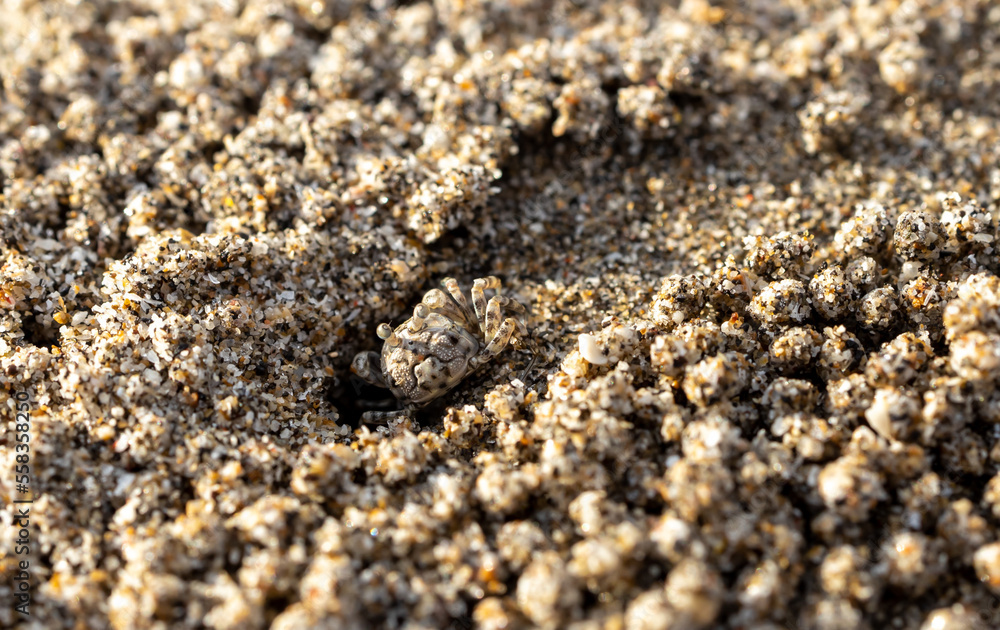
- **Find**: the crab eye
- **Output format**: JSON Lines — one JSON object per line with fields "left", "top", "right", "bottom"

{"left": 409, "top": 303, "right": 430, "bottom": 332}
{"left": 377, "top": 323, "right": 393, "bottom": 340}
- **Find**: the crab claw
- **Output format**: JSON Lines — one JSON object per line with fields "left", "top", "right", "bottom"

{"left": 350, "top": 352, "right": 369, "bottom": 376}
{"left": 351, "top": 351, "right": 388, "bottom": 388}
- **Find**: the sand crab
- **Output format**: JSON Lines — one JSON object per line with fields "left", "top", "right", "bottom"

{"left": 351, "top": 276, "right": 530, "bottom": 422}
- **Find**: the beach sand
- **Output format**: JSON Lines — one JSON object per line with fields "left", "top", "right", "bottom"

{"left": 3, "top": 1, "right": 1000, "bottom": 628}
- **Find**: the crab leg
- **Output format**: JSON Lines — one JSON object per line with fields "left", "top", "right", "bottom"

{"left": 485, "top": 295, "right": 529, "bottom": 341}
{"left": 441, "top": 277, "right": 477, "bottom": 326}
{"left": 422, "top": 288, "right": 449, "bottom": 310}
{"left": 470, "top": 317, "right": 516, "bottom": 370}
{"left": 485, "top": 295, "right": 503, "bottom": 343}
{"left": 362, "top": 409, "right": 414, "bottom": 424}
{"left": 422, "top": 288, "right": 467, "bottom": 324}
{"left": 472, "top": 276, "right": 502, "bottom": 335}
{"left": 498, "top": 295, "right": 529, "bottom": 337}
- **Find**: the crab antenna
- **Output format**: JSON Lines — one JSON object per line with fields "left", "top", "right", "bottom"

{"left": 377, "top": 323, "right": 396, "bottom": 343}
{"left": 409, "top": 303, "right": 429, "bottom": 331}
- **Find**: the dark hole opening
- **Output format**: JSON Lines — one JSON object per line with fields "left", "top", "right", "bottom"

{"left": 20, "top": 312, "right": 59, "bottom": 348}
{"left": 326, "top": 375, "right": 399, "bottom": 428}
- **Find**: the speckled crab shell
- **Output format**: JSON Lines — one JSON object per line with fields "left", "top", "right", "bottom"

{"left": 380, "top": 310, "right": 482, "bottom": 406}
